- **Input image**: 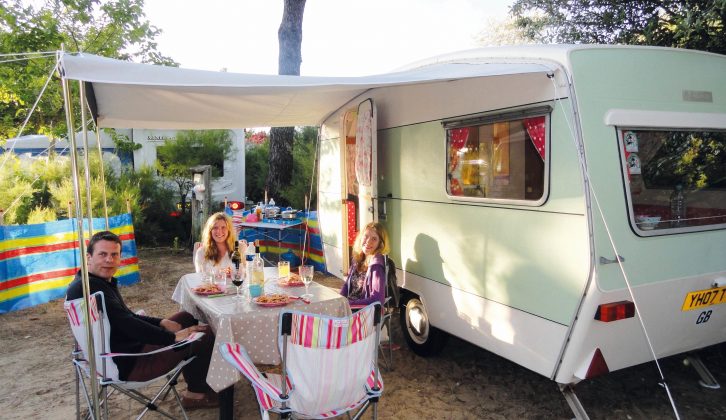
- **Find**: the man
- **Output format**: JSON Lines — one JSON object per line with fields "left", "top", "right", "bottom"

{"left": 66, "top": 231, "right": 218, "bottom": 409}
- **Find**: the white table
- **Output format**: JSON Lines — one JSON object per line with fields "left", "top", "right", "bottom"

{"left": 172, "top": 267, "right": 350, "bottom": 392}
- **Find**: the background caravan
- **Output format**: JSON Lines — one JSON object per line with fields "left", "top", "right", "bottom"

{"left": 316, "top": 45, "right": 726, "bottom": 414}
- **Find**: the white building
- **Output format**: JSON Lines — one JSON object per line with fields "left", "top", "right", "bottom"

{"left": 2, "top": 129, "right": 246, "bottom": 204}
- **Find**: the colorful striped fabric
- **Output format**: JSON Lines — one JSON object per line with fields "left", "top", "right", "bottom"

{"left": 219, "top": 342, "right": 292, "bottom": 412}
{"left": 231, "top": 209, "right": 327, "bottom": 272}
{"left": 220, "top": 303, "right": 383, "bottom": 419}
{"left": 289, "top": 304, "right": 374, "bottom": 349}
{"left": 0, "top": 213, "right": 140, "bottom": 313}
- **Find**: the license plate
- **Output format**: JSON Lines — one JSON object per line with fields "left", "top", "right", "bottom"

{"left": 681, "top": 286, "right": 726, "bottom": 311}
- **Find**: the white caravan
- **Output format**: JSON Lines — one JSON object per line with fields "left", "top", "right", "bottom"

{"left": 315, "top": 45, "right": 726, "bottom": 416}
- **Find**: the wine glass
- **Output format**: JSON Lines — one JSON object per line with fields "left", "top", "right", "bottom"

{"left": 299, "top": 265, "right": 314, "bottom": 299}
{"left": 232, "top": 267, "right": 246, "bottom": 299}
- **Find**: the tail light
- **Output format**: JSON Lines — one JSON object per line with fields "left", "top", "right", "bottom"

{"left": 595, "top": 300, "right": 635, "bottom": 322}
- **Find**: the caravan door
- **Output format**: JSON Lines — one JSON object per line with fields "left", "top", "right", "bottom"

{"left": 318, "top": 99, "right": 377, "bottom": 278}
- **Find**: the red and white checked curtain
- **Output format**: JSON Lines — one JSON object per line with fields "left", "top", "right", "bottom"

{"left": 524, "top": 117, "right": 546, "bottom": 160}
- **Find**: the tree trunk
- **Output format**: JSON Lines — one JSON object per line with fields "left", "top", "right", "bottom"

{"left": 267, "top": 0, "right": 306, "bottom": 202}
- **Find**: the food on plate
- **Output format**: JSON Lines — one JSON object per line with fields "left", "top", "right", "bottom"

{"left": 255, "top": 293, "right": 289, "bottom": 304}
{"left": 278, "top": 272, "right": 304, "bottom": 286}
{"left": 192, "top": 283, "right": 223, "bottom": 295}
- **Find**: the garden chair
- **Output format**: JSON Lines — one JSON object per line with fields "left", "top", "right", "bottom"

{"left": 219, "top": 302, "right": 383, "bottom": 419}
{"left": 351, "top": 255, "right": 400, "bottom": 371}
{"left": 65, "top": 291, "right": 204, "bottom": 420}
{"left": 380, "top": 255, "right": 400, "bottom": 370}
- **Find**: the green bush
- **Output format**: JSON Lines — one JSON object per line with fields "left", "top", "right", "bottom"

{"left": 0, "top": 151, "right": 183, "bottom": 247}
{"left": 245, "top": 126, "right": 317, "bottom": 210}
{"left": 245, "top": 138, "right": 270, "bottom": 204}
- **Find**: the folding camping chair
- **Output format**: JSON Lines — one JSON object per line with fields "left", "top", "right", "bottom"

{"left": 220, "top": 302, "right": 384, "bottom": 419}
{"left": 350, "top": 255, "right": 400, "bottom": 371}
{"left": 379, "top": 255, "right": 400, "bottom": 370}
{"left": 65, "top": 291, "right": 204, "bottom": 420}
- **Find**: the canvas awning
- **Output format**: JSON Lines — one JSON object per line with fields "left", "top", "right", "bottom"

{"left": 59, "top": 52, "right": 553, "bottom": 129}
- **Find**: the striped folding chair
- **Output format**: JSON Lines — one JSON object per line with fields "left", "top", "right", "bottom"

{"left": 65, "top": 291, "right": 204, "bottom": 420}
{"left": 220, "top": 302, "right": 383, "bottom": 419}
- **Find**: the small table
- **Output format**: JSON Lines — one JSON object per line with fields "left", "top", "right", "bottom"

{"left": 172, "top": 268, "right": 350, "bottom": 419}
{"left": 239, "top": 220, "right": 304, "bottom": 263}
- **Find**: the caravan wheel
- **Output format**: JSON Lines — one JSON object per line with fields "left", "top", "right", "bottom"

{"left": 400, "top": 295, "right": 448, "bottom": 356}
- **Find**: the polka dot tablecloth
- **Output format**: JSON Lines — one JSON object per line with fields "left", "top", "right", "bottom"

{"left": 172, "top": 270, "right": 351, "bottom": 392}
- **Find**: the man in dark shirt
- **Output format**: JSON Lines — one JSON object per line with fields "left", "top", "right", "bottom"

{"left": 66, "top": 231, "right": 218, "bottom": 409}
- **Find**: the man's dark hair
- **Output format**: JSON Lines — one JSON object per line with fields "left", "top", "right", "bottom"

{"left": 87, "top": 231, "right": 122, "bottom": 254}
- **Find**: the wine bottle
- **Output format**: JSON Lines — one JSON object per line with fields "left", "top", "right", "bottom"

{"left": 231, "top": 240, "right": 241, "bottom": 270}
{"left": 250, "top": 241, "right": 265, "bottom": 298}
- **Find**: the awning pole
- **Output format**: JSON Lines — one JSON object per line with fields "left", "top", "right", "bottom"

{"left": 79, "top": 82, "right": 94, "bottom": 235}
{"left": 61, "top": 51, "right": 100, "bottom": 419}
{"left": 94, "top": 123, "right": 110, "bottom": 229}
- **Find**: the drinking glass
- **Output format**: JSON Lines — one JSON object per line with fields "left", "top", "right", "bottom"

{"left": 214, "top": 268, "right": 227, "bottom": 292}
{"left": 202, "top": 265, "right": 213, "bottom": 285}
{"left": 278, "top": 260, "right": 290, "bottom": 281}
{"left": 212, "top": 267, "right": 225, "bottom": 289}
{"left": 232, "top": 267, "right": 246, "bottom": 300}
{"left": 299, "top": 265, "right": 314, "bottom": 299}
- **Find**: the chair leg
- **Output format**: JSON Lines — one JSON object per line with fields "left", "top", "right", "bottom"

{"left": 103, "top": 385, "right": 109, "bottom": 420}
{"left": 75, "top": 366, "right": 81, "bottom": 420}
{"left": 378, "top": 315, "right": 394, "bottom": 371}
{"left": 170, "top": 386, "right": 190, "bottom": 420}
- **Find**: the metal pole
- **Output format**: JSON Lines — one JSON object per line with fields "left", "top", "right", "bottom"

{"left": 79, "top": 82, "right": 94, "bottom": 235}
{"left": 93, "top": 124, "right": 110, "bottom": 230}
{"left": 61, "top": 57, "right": 100, "bottom": 419}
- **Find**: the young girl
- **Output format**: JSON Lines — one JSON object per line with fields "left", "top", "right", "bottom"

{"left": 194, "top": 212, "right": 244, "bottom": 274}
{"left": 340, "top": 222, "right": 390, "bottom": 306}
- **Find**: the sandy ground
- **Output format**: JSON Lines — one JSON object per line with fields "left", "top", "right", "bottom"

{"left": 1, "top": 248, "right": 725, "bottom": 419}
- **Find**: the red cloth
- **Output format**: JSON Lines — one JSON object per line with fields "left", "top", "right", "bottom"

{"left": 347, "top": 200, "right": 357, "bottom": 246}
{"left": 524, "top": 117, "right": 546, "bottom": 160}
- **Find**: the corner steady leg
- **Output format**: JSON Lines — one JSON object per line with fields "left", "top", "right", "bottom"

{"left": 558, "top": 383, "right": 590, "bottom": 420}
{"left": 684, "top": 354, "right": 720, "bottom": 389}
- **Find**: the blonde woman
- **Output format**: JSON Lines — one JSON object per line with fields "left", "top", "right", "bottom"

{"left": 194, "top": 212, "right": 244, "bottom": 274}
{"left": 340, "top": 222, "right": 390, "bottom": 306}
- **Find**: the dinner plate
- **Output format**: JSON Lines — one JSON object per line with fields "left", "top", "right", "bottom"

{"left": 278, "top": 279, "right": 304, "bottom": 287}
{"left": 253, "top": 295, "right": 290, "bottom": 307}
{"left": 277, "top": 273, "right": 304, "bottom": 287}
{"left": 192, "top": 286, "right": 225, "bottom": 296}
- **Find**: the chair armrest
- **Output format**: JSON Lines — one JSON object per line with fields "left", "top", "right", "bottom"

{"left": 101, "top": 332, "right": 205, "bottom": 358}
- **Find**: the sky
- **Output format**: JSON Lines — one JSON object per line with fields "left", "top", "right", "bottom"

{"left": 143, "top": 0, "right": 515, "bottom": 77}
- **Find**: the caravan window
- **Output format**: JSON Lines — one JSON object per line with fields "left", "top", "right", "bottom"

{"left": 445, "top": 111, "right": 547, "bottom": 202}
{"left": 619, "top": 128, "right": 726, "bottom": 233}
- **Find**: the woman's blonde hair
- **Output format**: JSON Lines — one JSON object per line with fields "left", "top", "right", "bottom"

{"left": 202, "top": 212, "right": 236, "bottom": 263}
{"left": 352, "top": 221, "right": 390, "bottom": 271}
